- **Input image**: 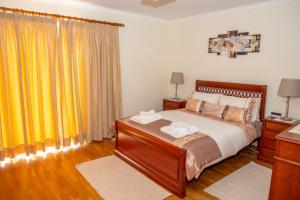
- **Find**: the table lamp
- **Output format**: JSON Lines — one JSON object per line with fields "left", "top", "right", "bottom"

{"left": 170, "top": 72, "right": 184, "bottom": 100}
{"left": 277, "top": 78, "right": 300, "bottom": 121}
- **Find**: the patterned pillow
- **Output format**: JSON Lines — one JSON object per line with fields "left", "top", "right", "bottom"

{"left": 245, "top": 98, "right": 261, "bottom": 122}
{"left": 201, "top": 102, "right": 227, "bottom": 119}
{"left": 224, "top": 106, "right": 248, "bottom": 123}
{"left": 219, "top": 96, "right": 261, "bottom": 122}
{"left": 185, "top": 98, "right": 202, "bottom": 112}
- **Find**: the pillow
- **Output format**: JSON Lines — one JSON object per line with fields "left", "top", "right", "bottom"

{"left": 185, "top": 98, "right": 202, "bottom": 112}
{"left": 245, "top": 98, "right": 261, "bottom": 122}
{"left": 219, "top": 95, "right": 261, "bottom": 122}
{"left": 202, "top": 102, "right": 227, "bottom": 119}
{"left": 219, "top": 95, "right": 247, "bottom": 108}
{"left": 224, "top": 106, "right": 248, "bottom": 123}
{"left": 191, "top": 91, "right": 222, "bottom": 104}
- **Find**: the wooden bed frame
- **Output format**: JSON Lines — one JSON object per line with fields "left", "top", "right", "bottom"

{"left": 115, "top": 80, "right": 267, "bottom": 198}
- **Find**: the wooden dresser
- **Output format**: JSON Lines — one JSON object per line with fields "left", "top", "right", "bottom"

{"left": 269, "top": 124, "right": 300, "bottom": 200}
{"left": 258, "top": 117, "right": 293, "bottom": 164}
{"left": 163, "top": 98, "right": 186, "bottom": 111}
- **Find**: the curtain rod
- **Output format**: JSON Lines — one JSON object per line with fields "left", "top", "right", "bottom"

{"left": 0, "top": 6, "right": 125, "bottom": 27}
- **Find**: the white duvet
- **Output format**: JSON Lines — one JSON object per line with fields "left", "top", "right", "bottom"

{"left": 159, "top": 110, "right": 250, "bottom": 163}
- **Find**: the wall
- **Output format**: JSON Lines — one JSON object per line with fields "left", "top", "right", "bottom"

{"left": 0, "top": 0, "right": 172, "bottom": 117}
{"left": 167, "top": 0, "right": 300, "bottom": 119}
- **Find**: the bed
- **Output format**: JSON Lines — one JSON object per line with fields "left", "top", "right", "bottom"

{"left": 115, "top": 80, "right": 267, "bottom": 198}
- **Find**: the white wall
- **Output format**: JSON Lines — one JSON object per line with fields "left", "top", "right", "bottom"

{"left": 0, "top": 0, "right": 172, "bottom": 117}
{"left": 167, "top": 0, "right": 300, "bottom": 119}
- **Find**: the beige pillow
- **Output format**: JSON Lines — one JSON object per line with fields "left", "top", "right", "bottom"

{"left": 202, "top": 102, "right": 227, "bottom": 119}
{"left": 185, "top": 98, "right": 201, "bottom": 112}
{"left": 224, "top": 106, "right": 248, "bottom": 123}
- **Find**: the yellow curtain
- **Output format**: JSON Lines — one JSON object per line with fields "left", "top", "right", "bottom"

{"left": 0, "top": 13, "right": 122, "bottom": 161}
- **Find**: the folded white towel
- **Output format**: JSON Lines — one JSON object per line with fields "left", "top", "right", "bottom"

{"left": 161, "top": 122, "right": 198, "bottom": 138}
{"left": 130, "top": 110, "right": 162, "bottom": 125}
{"left": 139, "top": 110, "right": 155, "bottom": 116}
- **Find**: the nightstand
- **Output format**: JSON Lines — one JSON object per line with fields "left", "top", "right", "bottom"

{"left": 163, "top": 98, "right": 186, "bottom": 111}
{"left": 258, "top": 116, "right": 296, "bottom": 164}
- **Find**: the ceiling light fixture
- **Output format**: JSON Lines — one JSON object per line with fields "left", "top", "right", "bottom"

{"left": 141, "top": 0, "right": 176, "bottom": 8}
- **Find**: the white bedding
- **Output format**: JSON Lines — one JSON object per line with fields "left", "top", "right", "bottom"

{"left": 159, "top": 110, "right": 250, "bottom": 162}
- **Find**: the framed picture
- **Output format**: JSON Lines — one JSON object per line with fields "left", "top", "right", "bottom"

{"left": 208, "top": 30, "right": 261, "bottom": 58}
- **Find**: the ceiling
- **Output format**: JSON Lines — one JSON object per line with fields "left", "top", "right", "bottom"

{"left": 78, "top": 0, "right": 273, "bottom": 20}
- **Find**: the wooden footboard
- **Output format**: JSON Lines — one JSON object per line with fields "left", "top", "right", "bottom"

{"left": 115, "top": 120, "right": 187, "bottom": 198}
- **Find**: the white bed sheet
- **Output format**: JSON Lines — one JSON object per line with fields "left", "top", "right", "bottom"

{"left": 159, "top": 110, "right": 249, "bottom": 162}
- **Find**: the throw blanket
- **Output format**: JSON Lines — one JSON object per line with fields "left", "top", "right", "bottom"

{"left": 122, "top": 118, "right": 222, "bottom": 181}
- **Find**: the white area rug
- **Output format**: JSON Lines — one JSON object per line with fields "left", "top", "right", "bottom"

{"left": 204, "top": 162, "right": 272, "bottom": 200}
{"left": 76, "top": 155, "right": 171, "bottom": 200}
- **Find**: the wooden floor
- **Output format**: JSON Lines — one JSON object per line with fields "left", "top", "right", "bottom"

{"left": 0, "top": 139, "right": 271, "bottom": 200}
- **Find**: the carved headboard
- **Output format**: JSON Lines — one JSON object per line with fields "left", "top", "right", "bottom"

{"left": 195, "top": 80, "right": 267, "bottom": 121}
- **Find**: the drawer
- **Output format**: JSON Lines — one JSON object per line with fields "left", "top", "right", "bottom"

{"left": 263, "top": 131, "right": 279, "bottom": 141}
{"left": 164, "top": 101, "right": 178, "bottom": 108}
{"left": 265, "top": 121, "right": 290, "bottom": 132}
{"left": 261, "top": 147, "right": 275, "bottom": 158}
{"left": 261, "top": 139, "right": 276, "bottom": 150}
{"left": 276, "top": 140, "right": 300, "bottom": 163}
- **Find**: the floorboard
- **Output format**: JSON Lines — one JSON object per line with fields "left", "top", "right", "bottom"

{"left": 0, "top": 139, "right": 271, "bottom": 200}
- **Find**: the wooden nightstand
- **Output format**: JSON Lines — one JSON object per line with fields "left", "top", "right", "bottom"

{"left": 258, "top": 117, "right": 296, "bottom": 164}
{"left": 163, "top": 98, "right": 186, "bottom": 111}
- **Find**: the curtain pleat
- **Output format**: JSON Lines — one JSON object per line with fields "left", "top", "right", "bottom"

{"left": 0, "top": 12, "right": 122, "bottom": 161}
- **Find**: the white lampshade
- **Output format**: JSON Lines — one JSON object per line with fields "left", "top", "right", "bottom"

{"left": 277, "top": 78, "right": 300, "bottom": 98}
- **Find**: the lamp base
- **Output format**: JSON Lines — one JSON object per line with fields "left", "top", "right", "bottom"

{"left": 172, "top": 97, "right": 181, "bottom": 101}
{"left": 280, "top": 116, "right": 293, "bottom": 121}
